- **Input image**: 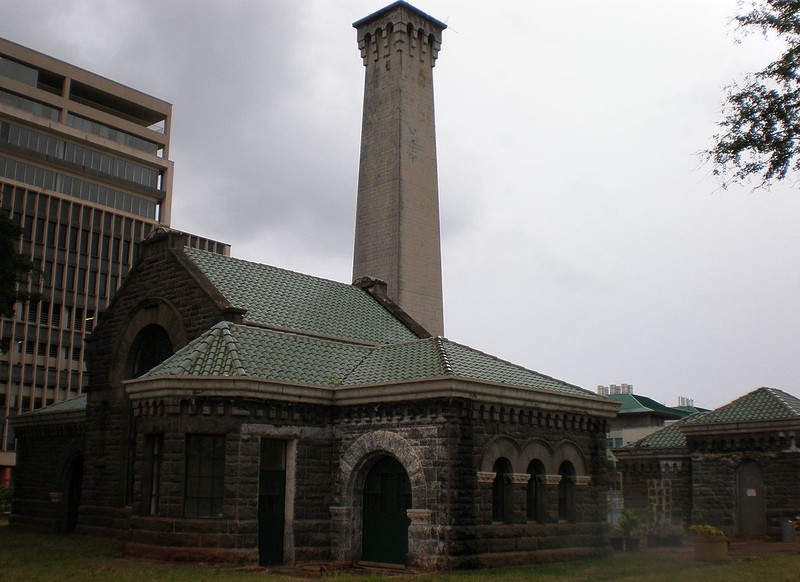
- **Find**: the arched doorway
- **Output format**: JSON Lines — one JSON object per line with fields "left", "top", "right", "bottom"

{"left": 64, "top": 453, "right": 83, "bottom": 533}
{"left": 737, "top": 460, "right": 765, "bottom": 537}
{"left": 362, "top": 456, "right": 411, "bottom": 565}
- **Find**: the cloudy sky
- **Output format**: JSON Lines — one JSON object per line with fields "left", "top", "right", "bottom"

{"left": 4, "top": 1, "right": 799, "bottom": 410}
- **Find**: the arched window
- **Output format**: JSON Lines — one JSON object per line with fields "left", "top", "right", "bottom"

{"left": 127, "top": 324, "right": 173, "bottom": 379}
{"left": 558, "top": 461, "right": 576, "bottom": 522}
{"left": 492, "top": 457, "right": 512, "bottom": 523}
{"left": 526, "top": 459, "right": 545, "bottom": 522}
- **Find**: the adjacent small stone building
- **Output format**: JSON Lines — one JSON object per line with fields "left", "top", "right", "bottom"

{"left": 615, "top": 387, "right": 800, "bottom": 538}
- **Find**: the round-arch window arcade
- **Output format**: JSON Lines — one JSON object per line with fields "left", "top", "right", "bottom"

{"left": 129, "top": 324, "right": 173, "bottom": 379}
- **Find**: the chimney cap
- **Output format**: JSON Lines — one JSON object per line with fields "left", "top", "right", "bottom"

{"left": 353, "top": 1, "right": 447, "bottom": 31}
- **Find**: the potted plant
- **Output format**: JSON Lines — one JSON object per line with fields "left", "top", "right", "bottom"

{"left": 689, "top": 524, "right": 728, "bottom": 561}
{"left": 616, "top": 509, "right": 642, "bottom": 551}
{"left": 793, "top": 515, "right": 800, "bottom": 553}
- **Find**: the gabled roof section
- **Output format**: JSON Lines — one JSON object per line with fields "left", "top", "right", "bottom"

{"left": 688, "top": 387, "right": 800, "bottom": 425}
{"left": 609, "top": 393, "right": 689, "bottom": 418}
{"left": 182, "top": 247, "right": 418, "bottom": 345}
{"left": 623, "top": 412, "right": 708, "bottom": 449}
{"left": 141, "top": 325, "right": 602, "bottom": 402}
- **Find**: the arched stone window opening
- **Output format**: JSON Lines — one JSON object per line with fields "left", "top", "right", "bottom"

{"left": 127, "top": 324, "right": 174, "bottom": 379}
{"left": 492, "top": 457, "right": 512, "bottom": 523}
{"left": 526, "top": 459, "right": 546, "bottom": 522}
{"left": 558, "top": 461, "right": 576, "bottom": 522}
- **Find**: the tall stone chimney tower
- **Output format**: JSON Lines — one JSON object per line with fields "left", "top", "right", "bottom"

{"left": 352, "top": 2, "right": 446, "bottom": 337}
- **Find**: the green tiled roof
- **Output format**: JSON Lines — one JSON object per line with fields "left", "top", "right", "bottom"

{"left": 689, "top": 387, "right": 800, "bottom": 425}
{"left": 143, "top": 323, "right": 598, "bottom": 399}
{"left": 21, "top": 394, "right": 87, "bottom": 416}
{"left": 146, "top": 322, "right": 371, "bottom": 387}
{"left": 183, "top": 247, "right": 418, "bottom": 345}
{"left": 345, "top": 338, "right": 595, "bottom": 397}
{"left": 626, "top": 412, "right": 708, "bottom": 449}
{"left": 609, "top": 393, "right": 689, "bottom": 418}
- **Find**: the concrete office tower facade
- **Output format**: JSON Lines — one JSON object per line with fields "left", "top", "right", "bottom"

{"left": 352, "top": 2, "right": 445, "bottom": 337}
{"left": 0, "top": 38, "right": 227, "bottom": 484}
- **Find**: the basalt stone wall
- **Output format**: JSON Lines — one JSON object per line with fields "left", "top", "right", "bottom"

{"left": 81, "top": 234, "right": 233, "bottom": 534}
{"left": 330, "top": 398, "right": 611, "bottom": 570}
{"left": 126, "top": 396, "right": 335, "bottom": 564}
{"left": 11, "top": 420, "right": 84, "bottom": 533}
{"left": 616, "top": 453, "right": 691, "bottom": 529}
{"left": 466, "top": 404, "right": 610, "bottom": 567}
{"left": 331, "top": 398, "right": 459, "bottom": 569}
{"left": 690, "top": 447, "right": 800, "bottom": 537}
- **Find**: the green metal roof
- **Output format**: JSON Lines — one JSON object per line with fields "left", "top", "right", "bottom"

{"left": 688, "top": 387, "right": 800, "bottom": 425}
{"left": 625, "top": 412, "right": 708, "bottom": 449}
{"left": 143, "top": 322, "right": 599, "bottom": 399}
{"left": 608, "top": 393, "right": 690, "bottom": 418}
{"left": 183, "top": 247, "right": 418, "bottom": 345}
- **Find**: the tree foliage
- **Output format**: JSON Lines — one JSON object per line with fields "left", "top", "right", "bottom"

{"left": 0, "top": 208, "right": 39, "bottom": 318}
{"left": 709, "top": 0, "right": 800, "bottom": 189}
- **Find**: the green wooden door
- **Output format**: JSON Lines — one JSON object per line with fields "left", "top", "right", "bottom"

{"left": 258, "top": 440, "right": 286, "bottom": 566}
{"left": 362, "top": 456, "right": 411, "bottom": 565}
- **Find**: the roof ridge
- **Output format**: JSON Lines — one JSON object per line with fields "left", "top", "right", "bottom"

{"left": 433, "top": 336, "right": 453, "bottom": 376}
{"left": 220, "top": 322, "right": 247, "bottom": 376}
{"left": 183, "top": 246, "right": 356, "bottom": 292}
{"left": 763, "top": 386, "right": 800, "bottom": 416}
{"left": 175, "top": 322, "right": 227, "bottom": 375}
{"left": 436, "top": 337, "right": 592, "bottom": 396}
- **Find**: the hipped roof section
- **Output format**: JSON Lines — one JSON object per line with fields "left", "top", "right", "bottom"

{"left": 137, "top": 321, "right": 603, "bottom": 401}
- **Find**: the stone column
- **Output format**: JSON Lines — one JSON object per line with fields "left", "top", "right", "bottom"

{"left": 544, "top": 474, "right": 562, "bottom": 523}
{"left": 407, "top": 508, "right": 435, "bottom": 569}
{"left": 477, "top": 471, "right": 495, "bottom": 523}
{"left": 329, "top": 506, "right": 353, "bottom": 565}
{"left": 510, "top": 473, "right": 531, "bottom": 524}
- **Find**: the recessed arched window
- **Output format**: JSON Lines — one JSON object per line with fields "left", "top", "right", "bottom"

{"left": 558, "top": 461, "right": 576, "bottom": 522}
{"left": 127, "top": 324, "right": 173, "bottom": 379}
{"left": 527, "top": 459, "right": 546, "bottom": 522}
{"left": 492, "top": 457, "right": 512, "bottom": 523}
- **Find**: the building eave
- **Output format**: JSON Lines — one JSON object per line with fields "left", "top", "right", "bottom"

{"left": 680, "top": 416, "right": 800, "bottom": 437}
{"left": 125, "top": 375, "right": 619, "bottom": 416}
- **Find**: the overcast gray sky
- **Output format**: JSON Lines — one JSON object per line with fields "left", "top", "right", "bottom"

{"left": 4, "top": 0, "right": 799, "bottom": 410}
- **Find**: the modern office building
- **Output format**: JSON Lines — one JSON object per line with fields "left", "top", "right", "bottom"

{"left": 0, "top": 37, "right": 228, "bottom": 484}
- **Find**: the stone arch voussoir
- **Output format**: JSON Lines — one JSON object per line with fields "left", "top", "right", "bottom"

{"left": 520, "top": 437, "right": 554, "bottom": 473}
{"left": 479, "top": 435, "right": 522, "bottom": 473}
{"left": 112, "top": 297, "right": 188, "bottom": 385}
{"left": 338, "top": 430, "right": 428, "bottom": 508}
{"left": 553, "top": 439, "right": 588, "bottom": 476}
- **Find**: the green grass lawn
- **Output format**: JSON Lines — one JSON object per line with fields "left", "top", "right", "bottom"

{"left": 1, "top": 524, "right": 799, "bottom": 582}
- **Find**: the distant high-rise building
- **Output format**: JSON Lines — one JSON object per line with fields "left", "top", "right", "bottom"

{"left": 0, "top": 38, "right": 228, "bottom": 484}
